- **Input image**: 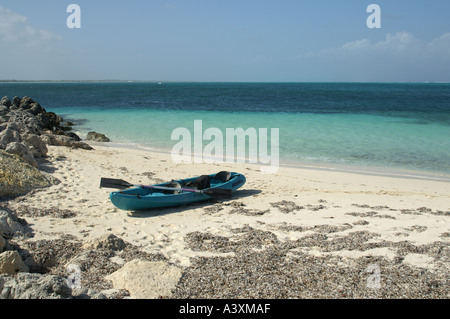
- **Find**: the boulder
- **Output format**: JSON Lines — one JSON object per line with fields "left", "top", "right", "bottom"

{"left": 0, "top": 150, "right": 58, "bottom": 199}
{"left": 23, "top": 134, "right": 48, "bottom": 158}
{"left": 5, "top": 142, "right": 37, "bottom": 167}
{"left": 0, "top": 105, "right": 8, "bottom": 116}
{"left": 0, "top": 209, "right": 27, "bottom": 238}
{"left": 11, "top": 96, "right": 20, "bottom": 109}
{"left": 105, "top": 259, "right": 182, "bottom": 299}
{"left": 42, "top": 133, "right": 93, "bottom": 150}
{"left": 0, "top": 236, "right": 5, "bottom": 253}
{"left": 86, "top": 131, "right": 110, "bottom": 142}
{"left": 83, "top": 234, "right": 126, "bottom": 251}
{"left": 0, "top": 97, "right": 11, "bottom": 108}
{"left": 0, "top": 124, "right": 22, "bottom": 148}
{"left": 0, "top": 273, "right": 69, "bottom": 299}
{"left": 0, "top": 273, "right": 108, "bottom": 299}
{"left": 7, "top": 109, "right": 43, "bottom": 135}
{"left": 37, "top": 111, "right": 62, "bottom": 131}
{"left": 28, "top": 102, "right": 43, "bottom": 116}
{"left": 0, "top": 251, "right": 29, "bottom": 275}
{"left": 65, "top": 132, "right": 81, "bottom": 141}
{"left": 19, "top": 96, "right": 34, "bottom": 110}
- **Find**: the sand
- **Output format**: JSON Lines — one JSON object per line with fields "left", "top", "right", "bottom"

{"left": 4, "top": 143, "right": 450, "bottom": 298}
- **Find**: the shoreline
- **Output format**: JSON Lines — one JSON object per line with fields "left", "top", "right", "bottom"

{"left": 91, "top": 140, "right": 450, "bottom": 183}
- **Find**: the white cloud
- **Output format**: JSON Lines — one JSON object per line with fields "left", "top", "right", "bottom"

{"left": 289, "top": 32, "right": 450, "bottom": 81}
{"left": 0, "top": 6, "right": 61, "bottom": 45}
{"left": 316, "top": 31, "right": 450, "bottom": 61}
{"left": 0, "top": 6, "right": 68, "bottom": 80}
{"left": 321, "top": 32, "right": 421, "bottom": 56}
{"left": 427, "top": 32, "right": 450, "bottom": 56}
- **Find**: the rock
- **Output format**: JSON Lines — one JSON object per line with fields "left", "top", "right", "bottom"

{"left": 5, "top": 142, "right": 37, "bottom": 167}
{"left": 23, "top": 134, "right": 48, "bottom": 158}
{"left": 0, "top": 124, "right": 22, "bottom": 148}
{"left": 0, "top": 209, "right": 28, "bottom": 238}
{"left": 70, "top": 286, "right": 107, "bottom": 299}
{"left": 0, "top": 106, "right": 8, "bottom": 116}
{"left": 0, "top": 273, "right": 73, "bottom": 299}
{"left": 28, "top": 103, "right": 43, "bottom": 116}
{"left": 0, "top": 236, "right": 5, "bottom": 253}
{"left": 1, "top": 97, "right": 11, "bottom": 108}
{"left": 105, "top": 259, "right": 182, "bottom": 299}
{"left": 11, "top": 96, "right": 20, "bottom": 109}
{"left": 65, "top": 132, "right": 81, "bottom": 141}
{"left": 0, "top": 96, "right": 88, "bottom": 149}
{"left": 86, "top": 131, "right": 110, "bottom": 142}
{"left": 0, "top": 272, "right": 108, "bottom": 299}
{"left": 0, "top": 251, "right": 29, "bottom": 275}
{"left": 43, "top": 134, "right": 93, "bottom": 150}
{"left": 0, "top": 150, "right": 58, "bottom": 199}
{"left": 19, "top": 96, "right": 34, "bottom": 110}
{"left": 37, "top": 111, "right": 62, "bottom": 131}
{"left": 83, "top": 234, "right": 126, "bottom": 251}
{"left": 10, "top": 109, "right": 44, "bottom": 135}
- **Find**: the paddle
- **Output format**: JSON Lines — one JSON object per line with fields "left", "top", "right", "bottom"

{"left": 100, "top": 177, "right": 233, "bottom": 199}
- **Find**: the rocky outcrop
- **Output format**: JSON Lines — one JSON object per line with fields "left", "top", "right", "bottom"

{"left": 0, "top": 209, "right": 111, "bottom": 299}
{"left": 0, "top": 96, "right": 93, "bottom": 167}
{"left": 0, "top": 96, "right": 94, "bottom": 198}
{"left": 0, "top": 211, "right": 169, "bottom": 300}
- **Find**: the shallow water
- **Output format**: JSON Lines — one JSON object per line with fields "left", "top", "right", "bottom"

{"left": 2, "top": 82, "right": 449, "bottom": 179}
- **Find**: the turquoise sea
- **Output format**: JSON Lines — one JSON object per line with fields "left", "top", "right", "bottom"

{"left": 1, "top": 82, "right": 449, "bottom": 180}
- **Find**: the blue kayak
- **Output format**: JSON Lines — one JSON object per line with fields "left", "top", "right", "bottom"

{"left": 108, "top": 171, "right": 246, "bottom": 211}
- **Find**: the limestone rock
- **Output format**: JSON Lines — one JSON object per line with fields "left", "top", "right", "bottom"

{"left": 23, "top": 134, "right": 48, "bottom": 158}
{"left": 0, "top": 236, "right": 5, "bottom": 253}
{"left": 5, "top": 142, "right": 37, "bottom": 167}
{"left": 86, "top": 131, "right": 110, "bottom": 142}
{"left": 1, "top": 97, "right": 11, "bottom": 108}
{"left": 11, "top": 96, "right": 20, "bottom": 109}
{"left": 0, "top": 106, "right": 8, "bottom": 116}
{"left": 0, "top": 123, "right": 22, "bottom": 148}
{"left": 0, "top": 209, "right": 27, "bottom": 238}
{"left": 7, "top": 109, "right": 44, "bottom": 135}
{"left": 83, "top": 234, "right": 126, "bottom": 251}
{"left": 0, "top": 273, "right": 71, "bottom": 299}
{"left": 0, "top": 251, "right": 29, "bottom": 275}
{"left": 0, "top": 150, "right": 58, "bottom": 199}
{"left": 105, "top": 259, "right": 182, "bottom": 299}
{"left": 43, "top": 134, "right": 94, "bottom": 150}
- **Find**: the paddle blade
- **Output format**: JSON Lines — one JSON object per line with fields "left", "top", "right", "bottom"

{"left": 100, "top": 178, "right": 133, "bottom": 189}
{"left": 204, "top": 188, "right": 233, "bottom": 199}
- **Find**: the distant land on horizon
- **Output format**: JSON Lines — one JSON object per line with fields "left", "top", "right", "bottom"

{"left": 1, "top": 80, "right": 449, "bottom": 84}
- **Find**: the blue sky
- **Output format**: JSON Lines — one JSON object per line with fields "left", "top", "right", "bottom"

{"left": 0, "top": 0, "right": 449, "bottom": 81}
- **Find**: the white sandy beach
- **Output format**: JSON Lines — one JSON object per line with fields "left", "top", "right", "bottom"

{"left": 4, "top": 142, "right": 450, "bottom": 298}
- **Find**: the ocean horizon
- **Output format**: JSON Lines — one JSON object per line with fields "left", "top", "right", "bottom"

{"left": 1, "top": 81, "right": 449, "bottom": 181}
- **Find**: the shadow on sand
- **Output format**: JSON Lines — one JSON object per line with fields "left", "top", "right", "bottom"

{"left": 127, "top": 189, "right": 262, "bottom": 218}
